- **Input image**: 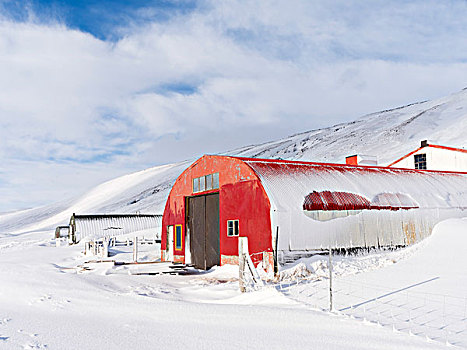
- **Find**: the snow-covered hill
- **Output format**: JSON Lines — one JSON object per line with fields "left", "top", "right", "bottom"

{"left": 232, "top": 88, "right": 467, "bottom": 163}
{"left": 0, "top": 161, "right": 190, "bottom": 235}
{"left": 1, "top": 89, "right": 466, "bottom": 235}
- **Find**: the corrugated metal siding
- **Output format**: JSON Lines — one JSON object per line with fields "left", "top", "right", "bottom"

{"left": 72, "top": 214, "right": 162, "bottom": 242}
{"left": 243, "top": 159, "right": 467, "bottom": 252}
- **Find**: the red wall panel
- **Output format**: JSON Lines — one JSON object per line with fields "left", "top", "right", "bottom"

{"left": 220, "top": 181, "right": 272, "bottom": 257}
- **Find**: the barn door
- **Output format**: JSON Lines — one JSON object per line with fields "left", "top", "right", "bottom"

{"left": 205, "top": 194, "right": 220, "bottom": 269}
{"left": 187, "top": 193, "right": 220, "bottom": 270}
{"left": 188, "top": 196, "right": 206, "bottom": 269}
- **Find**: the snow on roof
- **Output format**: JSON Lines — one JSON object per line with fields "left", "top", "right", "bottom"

{"left": 71, "top": 214, "right": 162, "bottom": 242}
{"left": 241, "top": 158, "right": 467, "bottom": 250}
{"left": 371, "top": 192, "right": 419, "bottom": 209}
{"left": 242, "top": 158, "right": 467, "bottom": 211}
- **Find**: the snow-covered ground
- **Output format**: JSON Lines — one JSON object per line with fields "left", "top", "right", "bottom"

{"left": 0, "top": 218, "right": 465, "bottom": 349}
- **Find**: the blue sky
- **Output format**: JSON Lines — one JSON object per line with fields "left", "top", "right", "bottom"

{"left": 0, "top": 0, "right": 467, "bottom": 212}
{"left": 1, "top": 0, "right": 198, "bottom": 40}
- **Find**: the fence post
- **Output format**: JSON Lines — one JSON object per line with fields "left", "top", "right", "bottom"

{"left": 273, "top": 226, "right": 279, "bottom": 277}
{"left": 103, "top": 238, "right": 109, "bottom": 258}
{"left": 408, "top": 308, "right": 412, "bottom": 336}
{"left": 133, "top": 237, "right": 138, "bottom": 262}
{"left": 238, "top": 237, "right": 248, "bottom": 293}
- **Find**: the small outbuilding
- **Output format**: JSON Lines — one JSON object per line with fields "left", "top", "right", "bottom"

{"left": 54, "top": 225, "right": 70, "bottom": 239}
{"left": 161, "top": 155, "right": 467, "bottom": 270}
{"left": 388, "top": 140, "right": 467, "bottom": 171}
{"left": 69, "top": 213, "right": 162, "bottom": 243}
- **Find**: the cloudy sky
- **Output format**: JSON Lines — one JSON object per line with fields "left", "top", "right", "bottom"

{"left": 1, "top": 0, "right": 467, "bottom": 212}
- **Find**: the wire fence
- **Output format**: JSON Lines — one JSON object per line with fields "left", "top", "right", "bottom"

{"left": 272, "top": 270, "right": 467, "bottom": 348}
{"left": 290, "top": 277, "right": 464, "bottom": 345}
{"left": 239, "top": 250, "right": 467, "bottom": 348}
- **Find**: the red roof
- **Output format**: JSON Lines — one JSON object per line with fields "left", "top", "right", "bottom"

{"left": 303, "top": 191, "right": 370, "bottom": 211}
{"left": 303, "top": 191, "right": 420, "bottom": 211}
{"left": 236, "top": 155, "right": 467, "bottom": 175}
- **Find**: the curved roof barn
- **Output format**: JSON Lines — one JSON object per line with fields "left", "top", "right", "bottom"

{"left": 162, "top": 155, "right": 467, "bottom": 270}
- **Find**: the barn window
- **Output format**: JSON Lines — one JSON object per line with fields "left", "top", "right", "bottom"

{"left": 193, "top": 178, "right": 199, "bottom": 193}
{"left": 199, "top": 175, "right": 206, "bottom": 192}
{"left": 213, "top": 173, "right": 219, "bottom": 189}
{"left": 227, "top": 220, "right": 239, "bottom": 237}
{"left": 193, "top": 173, "right": 219, "bottom": 193}
{"left": 205, "top": 174, "right": 213, "bottom": 190}
{"left": 414, "top": 154, "right": 427, "bottom": 169}
{"left": 175, "top": 225, "right": 183, "bottom": 250}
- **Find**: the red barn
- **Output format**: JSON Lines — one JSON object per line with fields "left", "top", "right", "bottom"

{"left": 161, "top": 155, "right": 467, "bottom": 270}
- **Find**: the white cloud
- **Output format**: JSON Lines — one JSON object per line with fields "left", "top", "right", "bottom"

{"left": 1, "top": 1, "right": 467, "bottom": 212}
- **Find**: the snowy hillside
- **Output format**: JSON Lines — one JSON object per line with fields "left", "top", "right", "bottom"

{"left": 232, "top": 88, "right": 467, "bottom": 163}
{"left": 0, "top": 161, "right": 190, "bottom": 235}
{"left": 1, "top": 89, "right": 466, "bottom": 235}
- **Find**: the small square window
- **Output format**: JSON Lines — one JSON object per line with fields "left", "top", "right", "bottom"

{"left": 227, "top": 220, "right": 239, "bottom": 237}
{"left": 414, "top": 154, "right": 427, "bottom": 170}
{"left": 199, "top": 175, "right": 206, "bottom": 192}
{"left": 193, "top": 178, "right": 199, "bottom": 193}
{"left": 205, "top": 174, "right": 213, "bottom": 190}
{"left": 213, "top": 173, "right": 219, "bottom": 189}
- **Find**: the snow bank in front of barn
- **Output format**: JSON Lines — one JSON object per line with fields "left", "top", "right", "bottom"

{"left": 278, "top": 240, "right": 427, "bottom": 282}
{"left": 278, "top": 217, "right": 467, "bottom": 288}
{"left": 389, "top": 217, "right": 467, "bottom": 294}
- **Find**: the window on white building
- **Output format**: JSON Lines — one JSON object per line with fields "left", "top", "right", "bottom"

{"left": 414, "top": 154, "right": 427, "bottom": 169}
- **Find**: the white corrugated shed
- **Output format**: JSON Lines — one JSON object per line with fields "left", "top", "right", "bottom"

{"left": 70, "top": 214, "right": 162, "bottom": 242}
{"left": 244, "top": 159, "right": 467, "bottom": 254}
